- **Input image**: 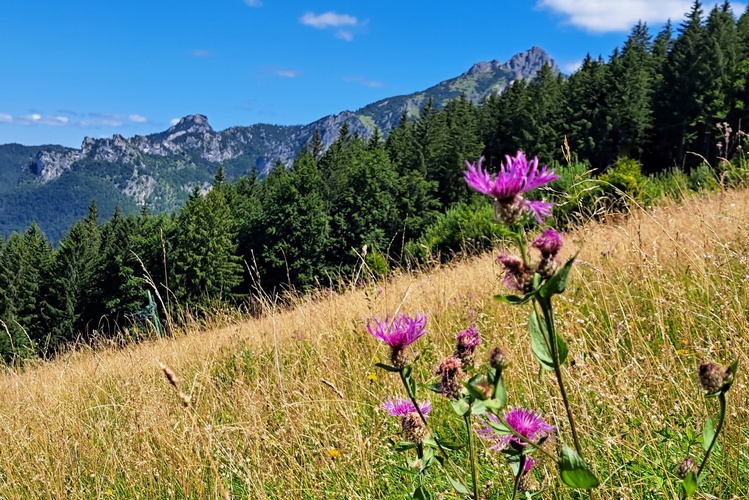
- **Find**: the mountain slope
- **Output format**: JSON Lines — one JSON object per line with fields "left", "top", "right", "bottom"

{"left": 0, "top": 47, "right": 557, "bottom": 242}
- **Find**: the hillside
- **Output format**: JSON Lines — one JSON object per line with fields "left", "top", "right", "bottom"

{"left": 1, "top": 188, "right": 747, "bottom": 498}
{"left": 0, "top": 47, "right": 556, "bottom": 242}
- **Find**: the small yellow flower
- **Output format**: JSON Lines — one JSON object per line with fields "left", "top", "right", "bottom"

{"left": 328, "top": 447, "right": 341, "bottom": 459}
{"left": 366, "top": 372, "right": 378, "bottom": 383}
{"left": 675, "top": 349, "right": 689, "bottom": 356}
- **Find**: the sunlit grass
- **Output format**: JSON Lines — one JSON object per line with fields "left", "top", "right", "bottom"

{"left": 0, "top": 189, "right": 747, "bottom": 498}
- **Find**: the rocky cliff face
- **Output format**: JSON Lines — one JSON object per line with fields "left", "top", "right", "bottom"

{"left": 23, "top": 47, "right": 557, "bottom": 204}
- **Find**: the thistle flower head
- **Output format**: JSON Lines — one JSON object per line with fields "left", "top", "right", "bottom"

{"left": 454, "top": 324, "right": 482, "bottom": 368}
{"left": 367, "top": 313, "right": 427, "bottom": 349}
{"left": 496, "top": 254, "right": 534, "bottom": 293}
{"left": 676, "top": 457, "right": 697, "bottom": 479}
{"left": 698, "top": 361, "right": 732, "bottom": 393}
{"left": 477, "top": 408, "right": 555, "bottom": 451}
{"left": 488, "top": 347, "right": 508, "bottom": 370}
{"left": 436, "top": 355, "right": 465, "bottom": 399}
{"left": 464, "top": 152, "right": 558, "bottom": 224}
{"left": 532, "top": 229, "right": 563, "bottom": 258}
{"left": 380, "top": 396, "right": 432, "bottom": 417}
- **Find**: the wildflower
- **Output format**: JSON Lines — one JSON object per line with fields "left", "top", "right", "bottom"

{"left": 496, "top": 254, "right": 534, "bottom": 293}
{"left": 327, "top": 447, "right": 341, "bottom": 459}
{"left": 488, "top": 347, "right": 508, "bottom": 371}
{"left": 699, "top": 361, "right": 732, "bottom": 393}
{"left": 676, "top": 457, "right": 697, "bottom": 478}
{"left": 380, "top": 396, "right": 432, "bottom": 417}
{"left": 533, "top": 229, "right": 563, "bottom": 277}
{"left": 455, "top": 324, "right": 482, "bottom": 368}
{"left": 381, "top": 397, "right": 432, "bottom": 444}
{"left": 367, "top": 313, "right": 427, "bottom": 367}
{"left": 477, "top": 408, "right": 555, "bottom": 451}
{"left": 532, "top": 229, "right": 563, "bottom": 259}
{"left": 436, "top": 355, "right": 465, "bottom": 399}
{"left": 464, "top": 152, "right": 558, "bottom": 224}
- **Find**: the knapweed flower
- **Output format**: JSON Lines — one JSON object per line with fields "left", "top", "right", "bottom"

{"left": 455, "top": 324, "right": 482, "bottom": 368}
{"left": 496, "top": 254, "right": 534, "bottom": 293}
{"left": 380, "top": 396, "right": 432, "bottom": 417}
{"left": 367, "top": 313, "right": 427, "bottom": 367}
{"left": 477, "top": 408, "right": 556, "bottom": 451}
{"left": 464, "top": 152, "right": 558, "bottom": 224}
{"left": 436, "top": 355, "right": 464, "bottom": 399}
{"left": 698, "top": 361, "right": 733, "bottom": 393}
{"left": 381, "top": 397, "right": 432, "bottom": 443}
{"left": 533, "top": 229, "right": 563, "bottom": 278}
{"left": 488, "top": 347, "right": 508, "bottom": 371}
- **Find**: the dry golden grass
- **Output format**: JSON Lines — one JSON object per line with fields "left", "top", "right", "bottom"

{"left": 1, "top": 189, "right": 748, "bottom": 499}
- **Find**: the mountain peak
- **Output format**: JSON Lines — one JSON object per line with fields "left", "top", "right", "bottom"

{"left": 505, "top": 46, "right": 555, "bottom": 74}
{"left": 168, "top": 114, "right": 213, "bottom": 134}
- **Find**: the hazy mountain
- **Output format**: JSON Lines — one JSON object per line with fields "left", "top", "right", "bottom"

{"left": 0, "top": 47, "right": 556, "bottom": 242}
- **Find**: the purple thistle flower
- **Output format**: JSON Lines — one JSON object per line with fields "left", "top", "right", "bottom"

{"left": 367, "top": 313, "right": 427, "bottom": 349}
{"left": 524, "top": 456, "right": 537, "bottom": 472}
{"left": 456, "top": 324, "right": 482, "bottom": 350}
{"left": 464, "top": 152, "right": 558, "bottom": 224}
{"left": 496, "top": 254, "right": 534, "bottom": 293}
{"left": 532, "top": 229, "right": 563, "bottom": 258}
{"left": 477, "top": 408, "right": 555, "bottom": 451}
{"left": 381, "top": 396, "right": 432, "bottom": 417}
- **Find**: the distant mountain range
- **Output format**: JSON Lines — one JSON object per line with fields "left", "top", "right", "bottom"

{"left": 0, "top": 46, "right": 556, "bottom": 243}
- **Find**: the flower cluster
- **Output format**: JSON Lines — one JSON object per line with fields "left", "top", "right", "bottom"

{"left": 436, "top": 355, "right": 464, "bottom": 399}
{"left": 464, "top": 152, "right": 558, "bottom": 224}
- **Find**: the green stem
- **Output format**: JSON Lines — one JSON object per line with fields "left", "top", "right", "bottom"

{"left": 697, "top": 392, "right": 727, "bottom": 479}
{"left": 464, "top": 415, "right": 480, "bottom": 500}
{"left": 511, "top": 455, "right": 527, "bottom": 500}
{"left": 538, "top": 296, "right": 584, "bottom": 459}
{"left": 512, "top": 225, "right": 530, "bottom": 266}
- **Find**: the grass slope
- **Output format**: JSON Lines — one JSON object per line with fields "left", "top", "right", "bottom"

{"left": 1, "top": 190, "right": 748, "bottom": 499}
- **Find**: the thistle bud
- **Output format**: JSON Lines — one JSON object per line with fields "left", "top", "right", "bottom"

{"left": 401, "top": 412, "right": 428, "bottom": 444}
{"left": 676, "top": 457, "right": 697, "bottom": 479}
{"left": 699, "top": 361, "right": 731, "bottom": 393}
{"left": 489, "top": 347, "right": 508, "bottom": 371}
{"left": 436, "top": 355, "right": 464, "bottom": 399}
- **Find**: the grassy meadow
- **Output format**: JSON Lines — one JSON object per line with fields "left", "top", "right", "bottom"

{"left": 1, "top": 188, "right": 748, "bottom": 499}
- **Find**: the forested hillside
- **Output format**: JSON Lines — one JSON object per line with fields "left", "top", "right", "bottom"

{"left": 1, "top": 1, "right": 748, "bottom": 361}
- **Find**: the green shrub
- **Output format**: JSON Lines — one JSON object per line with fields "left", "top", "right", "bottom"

{"left": 547, "top": 160, "right": 603, "bottom": 228}
{"left": 688, "top": 163, "right": 720, "bottom": 192}
{"left": 364, "top": 251, "right": 389, "bottom": 279}
{"left": 649, "top": 168, "right": 690, "bottom": 202}
{"left": 598, "top": 157, "right": 653, "bottom": 211}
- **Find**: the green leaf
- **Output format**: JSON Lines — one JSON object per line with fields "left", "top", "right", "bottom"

{"left": 393, "top": 441, "right": 418, "bottom": 452}
{"left": 447, "top": 476, "right": 470, "bottom": 496}
{"left": 451, "top": 399, "right": 471, "bottom": 417}
{"left": 682, "top": 471, "right": 697, "bottom": 497}
{"left": 493, "top": 378, "right": 508, "bottom": 409}
{"left": 558, "top": 445, "right": 600, "bottom": 489}
{"left": 529, "top": 310, "right": 568, "bottom": 370}
{"left": 470, "top": 399, "right": 487, "bottom": 415}
{"left": 702, "top": 417, "right": 715, "bottom": 453}
{"left": 435, "top": 438, "right": 465, "bottom": 450}
{"left": 374, "top": 362, "right": 400, "bottom": 372}
{"left": 529, "top": 311, "right": 555, "bottom": 371}
{"left": 413, "top": 485, "right": 434, "bottom": 500}
{"left": 539, "top": 255, "right": 577, "bottom": 299}
{"left": 495, "top": 292, "right": 535, "bottom": 305}
{"left": 423, "top": 383, "right": 442, "bottom": 393}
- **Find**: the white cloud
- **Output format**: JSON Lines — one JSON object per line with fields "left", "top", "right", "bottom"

{"left": 300, "top": 11, "right": 358, "bottom": 29}
{"left": 562, "top": 60, "right": 583, "bottom": 73}
{"left": 0, "top": 113, "right": 13, "bottom": 123}
{"left": 128, "top": 114, "right": 148, "bottom": 123}
{"left": 335, "top": 30, "right": 353, "bottom": 41}
{"left": 537, "top": 0, "right": 694, "bottom": 32}
{"left": 170, "top": 118, "right": 181, "bottom": 126}
{"left": 0, "top": 110, "right": 150, "bottom": 128}
{"left": 275, "top": 69, "right": 300, "bottom": 78}
{"left": 190, "top": 49, "right": 214, "bottom": 57}
{"left": 244, "top": 0, "right": 262, "bottom": 6}
{"left": 343, "top": 76, "right": 385, "bottom": 88}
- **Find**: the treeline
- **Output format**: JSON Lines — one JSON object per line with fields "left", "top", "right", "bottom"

{"left": 1, "top": 0, "right": 748, "bottom": 361}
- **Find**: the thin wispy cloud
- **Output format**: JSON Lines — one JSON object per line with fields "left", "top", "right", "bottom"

{"left": 170, "top": 118, "right": 181, "bottom": 126}
{"left": 342, "top": 76, "right": 385, "bottom": 88}
{"left": 243, "top": 0, "right": 262, "bottom": 6}
{"left": 190, "top": 49, "right": 215, "bottom": 57}
{"left": 562, "top": 60, "right": 583, "bottom": 74}
{"left": 537, "top": 0, "right": 695, "bottom": 32}
{"left": 0, "top": 111, "right": 150, "bottom": 128}
{"left": 262, "top": 66, "right": 301, "bottom": 78}
{"left": 300, "top": 11, "right": 363, "bottom": 40}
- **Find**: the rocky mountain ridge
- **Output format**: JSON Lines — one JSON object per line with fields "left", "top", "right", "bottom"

{"left": 0, "top": 47, "right": 557, "bottom": 241}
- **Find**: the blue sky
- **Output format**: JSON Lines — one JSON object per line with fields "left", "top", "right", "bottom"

{"left": 1, "top": 0, "right": 745, "bottom": 148}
